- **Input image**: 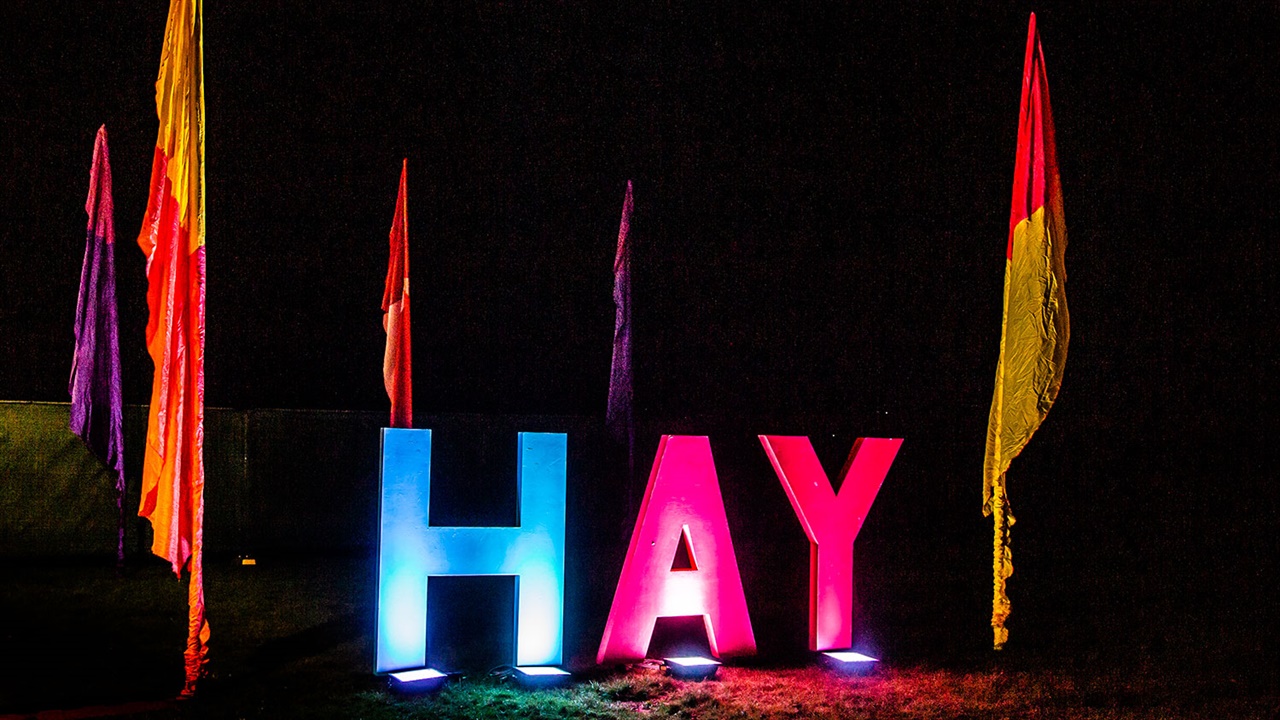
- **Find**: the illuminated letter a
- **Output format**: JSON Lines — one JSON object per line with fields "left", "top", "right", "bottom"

{"left": 597, "top": 435, "right": 756, "bottom": 664}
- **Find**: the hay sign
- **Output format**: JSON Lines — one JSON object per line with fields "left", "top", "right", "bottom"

{"left": 374, "top": 429, "right": 900, "bottom": 674}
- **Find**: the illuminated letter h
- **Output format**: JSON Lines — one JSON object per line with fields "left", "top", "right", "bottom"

{"left": 375, "top": 429, "right": 567, "bottom": 673}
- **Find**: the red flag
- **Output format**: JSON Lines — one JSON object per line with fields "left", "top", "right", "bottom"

{"left": 136, "top": 0, "right": 209, "bottom": 695}
{"left": 382, "top": 160, "right": 412, "bottom": 428}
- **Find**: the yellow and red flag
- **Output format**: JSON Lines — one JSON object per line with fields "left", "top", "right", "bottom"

{"left": 382, "top": 160, "right": 412, "bottom": 428}
{"left": 136, "top": 0, "right": 209, "bottom": 695}
{"left": 983, "top": 12, "right": 1069, "bottom": 650}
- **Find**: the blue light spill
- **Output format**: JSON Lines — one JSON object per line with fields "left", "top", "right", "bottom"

{"left": 376, "top": 429, "right": 567, "bottom": 673}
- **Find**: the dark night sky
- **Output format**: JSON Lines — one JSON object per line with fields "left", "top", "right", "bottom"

{"left": 1, "top": 1, "right": 1275, "bottom": 428}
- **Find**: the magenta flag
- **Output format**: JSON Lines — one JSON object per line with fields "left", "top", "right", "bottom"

{"left": 606, "top": 181, "right": 634, "bottom": 457}
{"left": 69, "top": 125, "right": 126, "bottom": 565}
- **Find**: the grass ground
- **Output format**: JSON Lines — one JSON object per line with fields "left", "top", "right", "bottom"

{"left": 2, "top": 557, "right": 1274, "bottom": 719}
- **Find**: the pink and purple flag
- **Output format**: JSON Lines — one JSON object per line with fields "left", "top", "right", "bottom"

{"left": 69, "top": 125, "right": 126, "bottom": 567}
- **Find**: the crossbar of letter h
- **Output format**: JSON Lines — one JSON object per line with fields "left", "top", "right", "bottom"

{"left": 375, "top": 429, "right": 567, "bottom": 673}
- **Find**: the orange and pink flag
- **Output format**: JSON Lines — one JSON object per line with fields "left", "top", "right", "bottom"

{"left": 382, "top": 160, "right": 412, "bottom": 428}
{"left": 136, "top": 0, "right": 209, "bottom": 695}
{"left": 983, "top": 12, "right": 1070, "bottom": 650}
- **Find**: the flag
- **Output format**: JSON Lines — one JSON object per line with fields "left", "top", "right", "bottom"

{"left": 983, "top": 12, "right": 1069, "bottom": 650}
{"left": 69, "top": 125, "right": 126, "bottom": 567}
{"left": 136, "top": 0, "right": 209, "bottom": 695}
{"left": 606, "top": 181, "right": 634, "bottom": 463}
{"left": 382, "top": 159, "right": 412, "bottom": 428}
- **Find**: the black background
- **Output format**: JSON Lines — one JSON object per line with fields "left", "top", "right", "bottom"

{"left": 1, "top": 0, "right": 1277, "bottom": 670}
{"left": 1, "top": 1, "right": 1271, "bottom": 420}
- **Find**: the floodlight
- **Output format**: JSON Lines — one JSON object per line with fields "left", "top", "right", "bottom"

{"left": 389, "top": 667, "right": 447, "bottom": 691}
{"left": 664, "top": 655, "right": 721, "bottom": 680}
{"left": 513, "top": 665, "right": 572, "bottom": 687}
{"left": 820, "top": 650, "right": 879, "bottom": 674}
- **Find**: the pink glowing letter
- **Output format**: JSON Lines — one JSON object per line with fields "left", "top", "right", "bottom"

{"left": 759, "top": 435, "right": 902, "bottom": 651}
{"left": 597, "top": 435, "right": 757, "bottom": 664}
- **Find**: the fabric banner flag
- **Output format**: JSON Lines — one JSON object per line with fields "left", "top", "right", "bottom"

{"left": 382, "top": 159, "right": 412, "bottom": 428}
{"left": 136, "top": 0, "right": 210, "bottom": 696}
{"left": 606, "top": 181, "right": 634, "bottom": 465}
{"left": 70, "top": 125, "right": 126, "bottom": 567}
{"left": 983, "top": 12, "right": 1070, "bottom": 650}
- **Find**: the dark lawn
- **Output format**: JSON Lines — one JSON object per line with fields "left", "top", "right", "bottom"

{"left": 1, "top": 556, "right": 1274, "bottom": 719}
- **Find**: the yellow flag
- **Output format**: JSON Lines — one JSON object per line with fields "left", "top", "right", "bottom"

{"left": 984, "top": 13, "right": 1069, "bottom": 650}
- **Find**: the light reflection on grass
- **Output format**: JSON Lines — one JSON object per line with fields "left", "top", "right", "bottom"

{"left": 3, "top": 558, "right": 1275, "bottom": 719}
{"left": 336, "top": 664, "right": 1275, "bottom": 720}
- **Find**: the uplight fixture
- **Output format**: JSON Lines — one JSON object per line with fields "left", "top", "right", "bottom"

{"left": 389, "top": 667, "right": 448, "bottom": 692}
{"left": 513, "top": 665, "right": 572, "bottom": 687}
{"left": 663, "top": 655, "right": 721, "bottom": 680}
{"left": 820, "top": 650, "right": 879, "bottom": 674}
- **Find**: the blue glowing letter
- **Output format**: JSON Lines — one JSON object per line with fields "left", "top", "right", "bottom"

{"left": 375, "top": 429, "right": 567, "bottom": 673}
